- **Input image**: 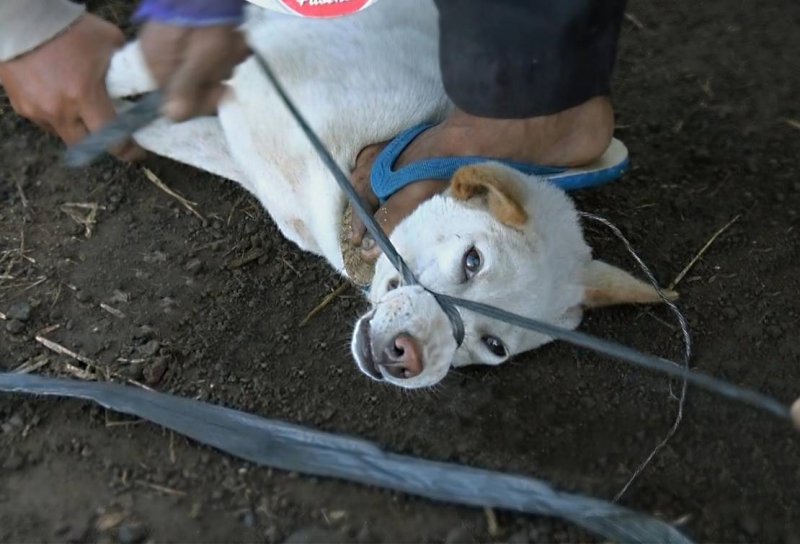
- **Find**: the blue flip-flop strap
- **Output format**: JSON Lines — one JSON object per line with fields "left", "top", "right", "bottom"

{"left": 370, "top": 124, "right": 567, "bottom": 202}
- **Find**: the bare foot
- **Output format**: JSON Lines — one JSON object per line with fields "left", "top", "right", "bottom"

{"left": 350, "top": 96, "right": 615, "bottom": 260}
{"left": 397, "top": 96, "right": 614, "bottom": 169}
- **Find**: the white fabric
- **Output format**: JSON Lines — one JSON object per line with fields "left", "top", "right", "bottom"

{"left": 0, "top": 0, "right": 85, "bottom": 62}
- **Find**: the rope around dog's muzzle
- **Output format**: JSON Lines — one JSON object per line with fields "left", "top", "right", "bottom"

{"left": 251, "top": 51, "right": 799, "bottom": 427}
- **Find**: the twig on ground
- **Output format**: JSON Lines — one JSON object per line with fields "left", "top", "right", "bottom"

{"left": 1, "top": 228, "right": 26, "bottom": 282}
{"left": 134, "top": 480, "right": 187, "bottom": 497}
{"left": 37, "top": 323, "right": 61, "bottom": 336}
{"left": 227, "top": 193, "right": 247, "bottom": 225}
{"left": 100, "top": 302, "right": 126, "bottom": 319}
{"left": 169, "top": 432, "right": 177, "bottom": 464}
{"left": 669, "top": 215, "right": 741, "bottom": 289}
{"left": 50, "top": 283, "right": 63, "bottom": 308}
{"left": 321, "top": 509, "right": 347, "bottom": 524}
{"left": 786, "top": 119, "right": 800, "bottom": 131}
{"left": 624, "top": 12, "right": 648, "bottom": 31}
{"left": 484, "top": 507, "right": 500, "bottom": 537}
{"left": 189, "top": 240, "right": 221, "bottom": 256}
{"left": 700, "top": 78, "right": 714, "bottom": 98}
{"left": 279, "top": 257, "right": 301, "bottom": 276}
{"left": 105, "top": 419, "right": 144, "bottom": 428}
{"left": 15, "top": 179, "right": 29, "bottom": 208}
{"left": 227, "top": 247, "right": 265, "bottom": 269}
{"left": 12, "top": 356, "right": 51, "bottom": 374}
{"left": 142, "top": 167, "right": 205, "bottom": 222}
{"left": 60, "top": 202, "right": 99, "bottom": 238}
{"left": 19, "top": 276, "right": 47, "bottom": 292}
{"left": 35, "top": 331, "right": 153, "bottom": 390}
{"left": 36, "top": 334, "right": 96, "bottom": 366}
{"left": 95, "top": 511, "right": 126, "bottom": 532}
{"left": 638, "top": 309, "right": 678, "bottom": 332}
{"left": 300, "top": 283, "right": 349, "bottom": 326}
{"left": 63, "top": 362, "right": 99, "bottom": 381}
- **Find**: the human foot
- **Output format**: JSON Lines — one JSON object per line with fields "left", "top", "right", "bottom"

{"left": 349, "top": 96, "right": 615, "bottom": 259}
{"left": 397, "top": 96, "right": 614, "bottom": 170}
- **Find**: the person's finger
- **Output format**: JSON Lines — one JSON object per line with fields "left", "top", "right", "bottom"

{"left": 230, "top": 30, "right": 251, "bottom": 64}
{"left": 360, "top": 238, "right": 381, "bottom": 262}
{"left": 349, "top": 185, "right": 379, "bottom": 246}
{"left": 360, "top": 205, "right": 407, "bottom": 262}
{"left": 349, "top": 194, "right": 381, "bottom": 246}
{"left": 53, "top": 117, "right": 89, "bottom": 146}
{"left": 348, "top": 143, "right": 386, "bottom": 246}
{"left": 198, "top": 83, "right": 228, "bottom": 117}
{"left": 80, "top": 85, "right": 146, "bottom": 161}
{"left": 350, "top": 212, "right": 368, "bottom": 247}
{"left": 164, "top": 58, "right": 219, "bottom": 121}
{"left": 164, "top": 26, "right": 250, "bottom": 121}
{"left": 163, "top": 29, "right": 232, "bottom": 121}
{"left": 138, "top": 22, "right": 188, "bottom": 85}
{"left": 358, "top": 180, "right": 449, "bottom": 262}
{"left": 348, "top": 179, "right": 379, "bottom": 246}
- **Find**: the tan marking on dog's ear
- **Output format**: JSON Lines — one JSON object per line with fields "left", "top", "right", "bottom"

{"left": 583, "top": 260, "right": 678, "bottom": 308}
{"left": 450, "top": 164, "right": 528, "bottom": 228}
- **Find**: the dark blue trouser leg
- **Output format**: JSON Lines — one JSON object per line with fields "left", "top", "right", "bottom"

{"left": 434, "top": 0, "right": 627, "bottom": 118}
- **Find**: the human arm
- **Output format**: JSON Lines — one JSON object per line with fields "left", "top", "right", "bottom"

{"left": 0, "top": 0, "right": 85, "bottom": 63}
{"left": 135, "top": 0, "right": 250, "bottom": 121}
{"left": 0, "top": 1, "right": 141, "bottom": 158}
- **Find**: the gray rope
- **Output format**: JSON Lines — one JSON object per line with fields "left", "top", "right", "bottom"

{"left": 0, "top": 373, "right": 692, "bottom": 544}
{"left": 64, "top": 91, "right": 163, "bottom": 168}
{"left": 61, "top": 54, "right": 794, "bottom": 425}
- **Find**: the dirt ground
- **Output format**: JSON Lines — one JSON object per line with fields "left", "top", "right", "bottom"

{"left": 2, "top": 0, "right": 800, "bottom": 542}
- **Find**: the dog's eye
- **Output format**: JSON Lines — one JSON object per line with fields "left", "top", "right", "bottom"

{"left": 481, "top": 335, "right": 507, "bottom": 358}
{"left": 387, "top": 278, "right": 400, "bottom": 291}
{"left": 463, "top": 247, "right": 482, "bottom": 278}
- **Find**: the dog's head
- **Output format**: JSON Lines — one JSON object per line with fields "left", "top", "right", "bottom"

{"left": 351, "top": 163, "right": 672, "bottom": 388}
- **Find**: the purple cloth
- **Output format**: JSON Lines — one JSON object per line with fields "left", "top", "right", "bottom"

{"left": 135, "top": 0, "right": 246, "bottom": 26}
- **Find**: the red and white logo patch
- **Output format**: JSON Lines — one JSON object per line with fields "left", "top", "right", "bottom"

{"left": 276, "top": 0, "right": 373, "bottom": 18}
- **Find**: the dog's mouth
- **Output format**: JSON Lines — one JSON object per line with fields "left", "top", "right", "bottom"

{"left": 353, "top": 314, "right": 383, "bottom": 381}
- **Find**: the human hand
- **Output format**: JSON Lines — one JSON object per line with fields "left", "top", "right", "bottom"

{"left": 139, "top": 22, "right": 249, "bottom": 121}
{"left": 0, "top": 14, "right": 142, "bottom": 160}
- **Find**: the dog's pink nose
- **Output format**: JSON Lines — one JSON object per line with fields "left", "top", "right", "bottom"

{"left": 380, "top": 334, "right": 423, "bottom": 379}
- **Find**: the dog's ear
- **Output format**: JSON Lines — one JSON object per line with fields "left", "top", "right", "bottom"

{"left": 582, "top": 260, "right": 678, "bottom": 308}
{"left": 450, "top": 164, "right": 528, "bottom": 228}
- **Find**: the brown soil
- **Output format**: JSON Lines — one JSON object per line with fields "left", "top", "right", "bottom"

{"left": 2, "top": 0, "right": 800, "bottom": 542}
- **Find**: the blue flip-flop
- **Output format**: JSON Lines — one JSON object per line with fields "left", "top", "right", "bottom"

{"left": 370, "top": 123, "right": 630, "bottom": 202}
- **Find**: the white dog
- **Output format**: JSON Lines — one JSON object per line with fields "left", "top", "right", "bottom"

{"left": 104, "top": 0, "right": 671, "bottom": 389}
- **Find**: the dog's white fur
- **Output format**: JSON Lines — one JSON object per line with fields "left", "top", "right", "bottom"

{"left": 105, "top": 0, "right": 667, "bottom": 389}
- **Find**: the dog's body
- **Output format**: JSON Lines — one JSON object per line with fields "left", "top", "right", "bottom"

{"left": 106, "top": 0, "right": 669, "bottom": 388}
{"left": 108, "top": 0, "right": 449, "bottom": 268}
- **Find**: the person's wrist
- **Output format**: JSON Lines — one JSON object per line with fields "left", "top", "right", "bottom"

{"left": 134, "top": 0, "right": 245, "bottom": 26}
